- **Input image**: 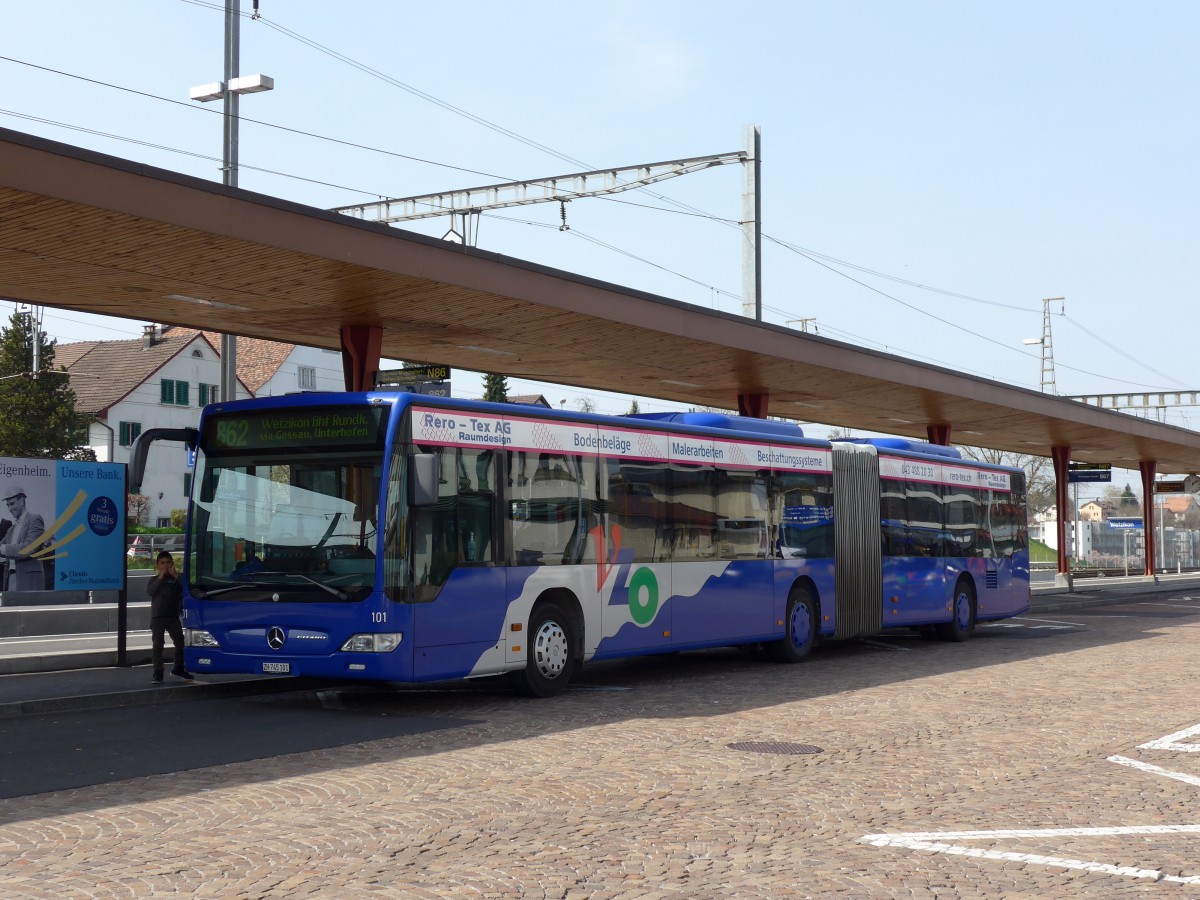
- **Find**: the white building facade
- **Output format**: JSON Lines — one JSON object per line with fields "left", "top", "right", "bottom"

{"left": 61, "top": 326, "right": 344, "bottom": 527}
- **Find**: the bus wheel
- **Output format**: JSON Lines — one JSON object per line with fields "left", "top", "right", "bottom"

{"left": 768, "top": 586, "right": 817, "bottom": 663}
{"left": 937, "top": 580, "right": 976, "bottom": 642}
{"left": 515, "top": 602, "right": 576, "bottom": 698}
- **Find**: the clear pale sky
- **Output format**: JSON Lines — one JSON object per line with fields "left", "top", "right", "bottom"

{"left": 3, "top": 0, "right": 1197, "bottom": 461}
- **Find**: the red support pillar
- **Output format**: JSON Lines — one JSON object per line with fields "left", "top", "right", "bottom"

{"left": 1051, "top": 445, "right": 1071, "bottom": 576}
{"left": 339, "top": 325, "right": 383, "bottom": 392}
{"left": 926, "top": 424, "right": 951, "bottom": 446}
{"left": 737, "top": 391, "right": 768, "bottom": 419}
{"left": 1140, "top": 460, "right": 1157, "bottom": 576}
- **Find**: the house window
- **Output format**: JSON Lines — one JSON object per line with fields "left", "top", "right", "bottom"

{"left": 198, "top": 383, "right": 220, "bottom": 406}
{"left": 161, "top": 379, "right": 190, "bottom": 406}
{"left": 298, "top": 366, "right": 317, "bottom": 390}
{"left": 119, "top": 421, "right": 142, "bottom": 447}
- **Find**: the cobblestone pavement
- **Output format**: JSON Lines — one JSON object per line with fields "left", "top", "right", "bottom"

{"left": 2, "top": 597, "right": 1199, "bottom": 898}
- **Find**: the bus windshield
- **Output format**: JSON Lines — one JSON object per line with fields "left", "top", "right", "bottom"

{"left": 189, "top": 406, "right": 387, "bottom": 601}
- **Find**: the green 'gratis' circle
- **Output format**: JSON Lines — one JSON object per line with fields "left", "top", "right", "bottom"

{"left": 627, "top": 567, "right": 659, "bottom": 625}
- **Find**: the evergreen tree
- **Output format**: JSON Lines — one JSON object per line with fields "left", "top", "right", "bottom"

{"left": 626, "top": 399, "right": 640, "bottom": 415}
{"left": 482, "top": 374, "right": 509, "bottom": 403}
{"left": 0, "top": 309, "right": 94, "bottom": 460}
{"left": 1118, "top": 483, "right": 1140, "bottom": 516}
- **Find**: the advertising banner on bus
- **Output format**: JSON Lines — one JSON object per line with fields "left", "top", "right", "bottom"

{"left": 409, "top": 406, "right": 832, "bottom": 473}
{"left": 0, "top": 456, "right": 125, "bottom": 593}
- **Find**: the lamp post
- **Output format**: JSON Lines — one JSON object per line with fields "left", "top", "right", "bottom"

{"left": 188, "top": 0, "right": 274, "bottom": 402}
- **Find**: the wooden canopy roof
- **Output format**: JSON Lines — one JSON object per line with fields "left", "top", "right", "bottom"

{"left": 1, "top": 127, "right": 1198, "bottom": 473}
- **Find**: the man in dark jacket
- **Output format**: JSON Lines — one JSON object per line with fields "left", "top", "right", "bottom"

{"left": 146, "top": 550, "right": 193, "bottom": 683}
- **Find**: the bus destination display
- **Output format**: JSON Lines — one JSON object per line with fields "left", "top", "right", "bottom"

{"left": 205, "top": 407, "right": 386, "bottom": 451}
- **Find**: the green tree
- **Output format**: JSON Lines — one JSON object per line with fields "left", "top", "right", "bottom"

{"left": 0, "top": 310, "right": 95, "bottom": 460}
{"left": 1119, "top": 483, "right": 1140, "bottom": 516}
{"left": 626, "top": 399, "right": 640, "bottom": 415}
{"left": 482, "top": 374, "right": 509, "bottom": 403}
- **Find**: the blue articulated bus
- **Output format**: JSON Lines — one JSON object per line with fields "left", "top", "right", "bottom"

{"left": 132, "top": 393, "right": 1029, "bottom": 697}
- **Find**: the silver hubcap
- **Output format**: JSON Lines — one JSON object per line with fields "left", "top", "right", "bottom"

{"left": 533, "top": 620, "right": 568, "bottom": 679}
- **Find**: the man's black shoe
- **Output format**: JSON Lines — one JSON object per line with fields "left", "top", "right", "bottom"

{"left": 151, "top": 671, "right": 164, "bottom": 684}
{"left": 172, "top": 669, "right": 194, "bottom": 681}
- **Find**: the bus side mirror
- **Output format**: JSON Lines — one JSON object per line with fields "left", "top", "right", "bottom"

{"left": 410, "top": 453, "right": 440, "bottom": 507}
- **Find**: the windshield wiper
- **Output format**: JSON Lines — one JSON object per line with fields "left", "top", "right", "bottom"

{"left": 192, "top": 581, "right": 269, "bottom": 599}
{"left": 246, "top": 570, "right": 351, "bottom": 600}
{"left": 193, "top": 573, "right": 350, "bottom": 601}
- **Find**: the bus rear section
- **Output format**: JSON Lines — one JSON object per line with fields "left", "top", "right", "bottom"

{"left": 830, "top": 439, "right": 1030, "bottom": 641}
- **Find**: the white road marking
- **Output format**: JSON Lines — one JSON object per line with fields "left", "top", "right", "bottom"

{"left": 1138, "top": 723, "right": 1200, "bottom": 753}
{"left": 866, "top": 824, "right": 1200, "bottom": 841}
{"left": 859, "top": 831, "right": 1200, "bottom": 885}
{"left": 862, "top": 720, "right": 1200, "bottom": 886}
{"left": 1109, "top": 755, "right": 1200, "bottom": 784}
{"left": 1018, "top": 616, "right": 1089, "bottom": 626}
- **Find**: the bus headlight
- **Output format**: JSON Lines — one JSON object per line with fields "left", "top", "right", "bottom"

{"left": 340, "top": 633, "right": 404, "bottom": 653}
{"left": 186, "top": 629, "right": 220, "bottom": 648}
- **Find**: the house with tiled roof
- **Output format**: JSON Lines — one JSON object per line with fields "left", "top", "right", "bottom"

{"left": 509, "top": 394, "right": 552, "bottom": 408}
{"left": 62, "top": 324, "right": 343, "bottom": 525}
{"left": 1079, "top": 499, "right": 1117, "bottom": 522}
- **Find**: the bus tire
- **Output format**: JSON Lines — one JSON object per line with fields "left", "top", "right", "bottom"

{"left": 514, "top": 602, "right": 576, "bottom": 698}
{"left": 936, "top": 579, "right": 976, "bottom": 642}
{"left": 768, "top": 586, "right": 817, "bottom": 663}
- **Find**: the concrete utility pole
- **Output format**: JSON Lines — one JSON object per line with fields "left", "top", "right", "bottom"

{"left": 219, "top": 1, "right": 240, "bottom": 402}
{"left": 741, "top": 124, "right": 761, "bottom": 321}
{"left": 188, "top": 0, "right": 274, "bottom": 402}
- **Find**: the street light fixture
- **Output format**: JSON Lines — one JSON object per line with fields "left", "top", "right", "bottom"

{"left": 188, "top": 82, "right": 226, "bottom": 103}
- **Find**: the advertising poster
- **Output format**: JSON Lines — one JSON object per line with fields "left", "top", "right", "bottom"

{"left": 0, "top": 457, "right": 125, "bottom": 593}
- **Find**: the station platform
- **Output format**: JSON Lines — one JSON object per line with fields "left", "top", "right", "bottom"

{"left": 0, "top": 572, "right": 1197, "bottom": 720}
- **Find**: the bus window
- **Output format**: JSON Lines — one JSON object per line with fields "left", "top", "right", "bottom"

{"left": 383, "top": 441, "right": 408, "bottom": 599}
{"left": 716, "top": 468, "right": 768, "bottom": 559}
{"left": 603, "top": 458, "right": 670, "bottom": 563}
{"left": 411, "top": 446, "right": 498, "bottom": 600}
{"left": 944, "top": 487, "right": 982, "bottom": 557}
{"left": 880, "top": 480, "right": 907, "bottom": 556}
{"left": 508, "top": 451, "right": 598, "bottom": 566}
{"left": 905, "top": 480, "right": 943, "bottom": 558}
{"left": 771, "top": 471, "right": 834, "bottom": 559}
{"left": 671, "top": 462, "right": 716, "bottom": 560}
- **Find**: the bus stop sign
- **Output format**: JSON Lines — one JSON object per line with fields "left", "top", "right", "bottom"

{"left": 1068, "top": 462, "right": 1111, "bottom": 483}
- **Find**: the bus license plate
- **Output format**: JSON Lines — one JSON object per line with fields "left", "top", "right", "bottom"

{"left": 262, "top": 661, "right": 290, "bottom": 674}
